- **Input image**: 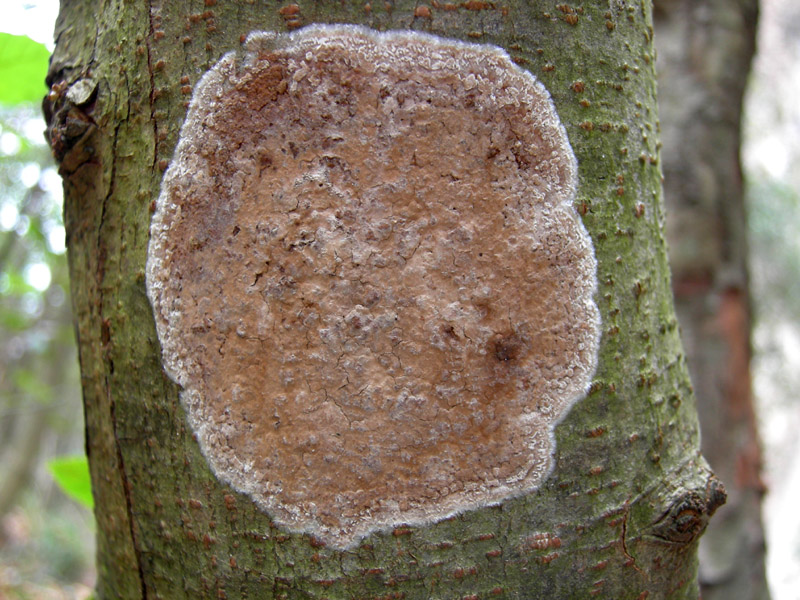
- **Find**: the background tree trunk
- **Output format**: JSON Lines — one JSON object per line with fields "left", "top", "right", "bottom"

{"left": 653, "top": 1, "right": 769, "bottom": 598}
{"left": 46, "top": 1, "right": 723, "bottom": 597}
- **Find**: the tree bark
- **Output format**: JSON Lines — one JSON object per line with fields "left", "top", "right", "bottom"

{"left": 46, "top": 1, "right": 723, "bottom": 597}
{"left": 653, "top": 1, "right": 769, "bottom": 598}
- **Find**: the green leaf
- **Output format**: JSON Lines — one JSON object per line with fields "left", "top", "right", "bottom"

{"left": 0, "top": 308, "right": 31, "bottom": 330}
{"left": 2, "top": 268, "right": 36, "bottom": 295}
{"left": 12, "top": 367, "right": 53, "bottom": 403}
{"left": 0, "top": 33, "right": 50, "bottom": 105}
{"left": 48, "top": 455, "right": 94, "bottom": 509}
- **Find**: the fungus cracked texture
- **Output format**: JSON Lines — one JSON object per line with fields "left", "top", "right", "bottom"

{"left": 146, "top": 25, "right": 600, "bottom": 548}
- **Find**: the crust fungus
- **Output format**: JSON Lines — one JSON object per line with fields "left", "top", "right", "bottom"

{"left": 146, "top": 25, "right": 600, "bottom": 548}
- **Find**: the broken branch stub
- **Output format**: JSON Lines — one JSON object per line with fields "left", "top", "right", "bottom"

{"left": 146, "top": 25, "right": 600, "bottom": 548}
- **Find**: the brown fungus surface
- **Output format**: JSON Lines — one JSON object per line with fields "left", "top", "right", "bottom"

{"left": 146, "top": 25, "right": 600, "bottom": 548}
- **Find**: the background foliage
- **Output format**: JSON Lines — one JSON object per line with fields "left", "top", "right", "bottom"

{"left": 0, "top": 31, "right": 94, "bottom": 600}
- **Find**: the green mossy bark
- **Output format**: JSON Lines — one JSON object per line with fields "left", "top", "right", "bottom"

{"left": 47, "top": 0, "right": 722, "bottom": 598}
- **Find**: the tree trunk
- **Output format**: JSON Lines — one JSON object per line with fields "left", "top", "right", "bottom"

{"left": 45, "top": 1, "right": 723, "bottom": 598}
{"left": 653, "top": 1, "right": 769, "bottom": 599}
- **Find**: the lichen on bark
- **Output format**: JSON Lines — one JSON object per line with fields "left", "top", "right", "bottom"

{"left": 147, "top": 25, "right": 600, "bottom": 548}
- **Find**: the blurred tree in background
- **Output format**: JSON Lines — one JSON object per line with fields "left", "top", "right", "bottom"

{"left": 653, "top": 1, "right": 770, "bottom": 599}
{"left": 0, "top": 32, "right": 94, "bottom": 598}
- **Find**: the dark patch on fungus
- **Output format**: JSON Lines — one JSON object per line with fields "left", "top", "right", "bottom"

{"left": 492, "top": 333, "right": 526, "bottom": 363}
{"left": 146, "top": 25, "right": 599, "bottom": 548}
